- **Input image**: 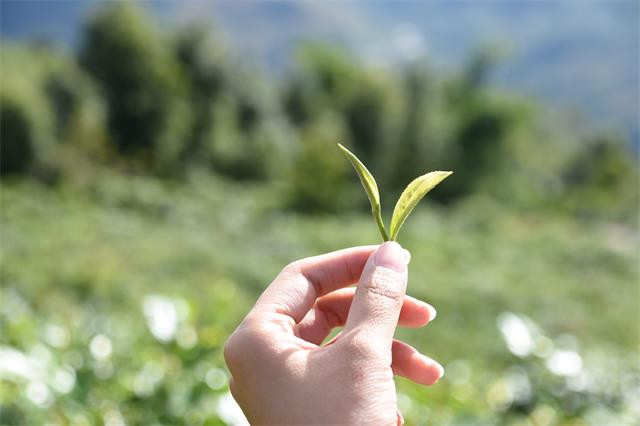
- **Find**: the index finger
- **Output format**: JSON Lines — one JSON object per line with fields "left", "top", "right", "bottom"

{"left": 252, "top": 245, "right": 377, "bottom": 323}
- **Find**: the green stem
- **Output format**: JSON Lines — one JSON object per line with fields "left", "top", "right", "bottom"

{"left": 373, "top": 208, "right": 390, "bottom": 241}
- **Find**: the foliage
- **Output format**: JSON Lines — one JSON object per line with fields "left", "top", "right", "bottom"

{"left": 0, "top": 5, "right": 638, "bottom": 424}
{"left": 337, "top": 143, "right": 388, "bottom": 240}
{"left": 174, "top": 26, "right": 292, "bottom": 180}
{"left": 0, "top": 44, "right": 107, "bottom": 177}
{"left": 388, "top": 64, "right": 441, "bottom": 193}
{"left": 338, "top": 143, "right": 452, "bottom": 242}
{"left": 286, "top": 113, "right": 353, "bottom": 213}
{"left": 560, "top": 135, "right": 639, "bottom": 223}
{"left": 0, "top": 176, "right": 637, "bottom": 425}
{"left": 173, "top": 25, "right": 228, "bottom": 166}
{"left": 389, "top": 171, "right": 452, "bottom": 241}
{"left": 79, "top": 3, "right": 190, "bottom": 173}
{"left": 284, "top": 45, "right": 403, "bottom": 170}
{"left": 0, "top": 4, "right": 636, "bottom": 221}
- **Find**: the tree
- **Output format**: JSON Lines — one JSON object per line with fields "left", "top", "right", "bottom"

{"left": 79, "top": 3, "right": 189, "bottom": 172}
{"left": 173, "top": 25, "right": 227, "bottom": 164}
{"left": 1, "top": 44, "right": 106, "bottom": 177}
{"left": 435, "top": 50, "right": 527, "bottom": 202}
{"left": 561, "top": 135, "right": 639, "bottom": 223}
{"left": 287, "top": 113, "right": 353, "bottom": 213}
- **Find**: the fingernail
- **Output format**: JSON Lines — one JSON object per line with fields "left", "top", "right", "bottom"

{"left": 374, "top": 241, "right": 408, "bottom": 273}
{"left": 403, "top": 249, "right": 411, "bottom": 264}
{"left": 426, "top": 304, "right": 437, "bottom": 321}
{"left": 436, "top": 363, "right": 445, "bottom": 379}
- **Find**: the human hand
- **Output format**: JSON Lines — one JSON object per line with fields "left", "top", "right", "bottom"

{"left": 224, "top": 242, "right": 443, "bottom": 425}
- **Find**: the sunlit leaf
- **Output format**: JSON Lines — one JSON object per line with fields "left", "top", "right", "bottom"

{"left": 390, "top": 171, "right": 452, "bottom": 241}
{"left": 337, "top": 143, "right": 389, "bottom": 241}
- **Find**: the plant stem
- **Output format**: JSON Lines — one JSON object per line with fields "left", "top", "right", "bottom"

{"left": 373, "top": 208, "right": 390, "bottom": 241}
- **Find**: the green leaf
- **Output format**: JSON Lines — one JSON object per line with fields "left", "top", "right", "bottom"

{"left": 390, "top": 171, "right": 453, "bottom": 241}
{"left": 337, "top": 143, "right": 389, "bottom": 241}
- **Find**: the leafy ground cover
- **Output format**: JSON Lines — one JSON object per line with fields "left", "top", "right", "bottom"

{"left": 1, "top": 174, "right": 638, "bottom": 425}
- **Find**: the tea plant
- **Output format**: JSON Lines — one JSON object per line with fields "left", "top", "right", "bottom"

{"left": 338, "top": 143, "right": 452, "bottom": 241}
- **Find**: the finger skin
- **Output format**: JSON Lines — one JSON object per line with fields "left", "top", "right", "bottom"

{"left": 252, "top": 246, "right": 378, "bottom": 322}
{"left": 343, "top": 242, "right": 409, "bottom": 347}
{"left": 295, "top": 288, "right": 436, "bottom": 345}
{"left": 391, "top": 339, "right": 444, "bottom": 386}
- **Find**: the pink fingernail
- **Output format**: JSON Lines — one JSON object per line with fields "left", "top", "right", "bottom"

{"left": 374, "top": 242, "right": 407, "bottom": 273}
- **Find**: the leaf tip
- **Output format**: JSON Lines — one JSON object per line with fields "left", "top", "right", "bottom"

{"left": 337, "top": 143, "right": 350, "bottom": 155}
{"left": 435, "top": 170, "right": 453, "bottom": 180}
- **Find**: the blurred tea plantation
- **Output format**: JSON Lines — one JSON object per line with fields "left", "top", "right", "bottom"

{"left": 1, "top": 3, "right": 639, "bottom": 426}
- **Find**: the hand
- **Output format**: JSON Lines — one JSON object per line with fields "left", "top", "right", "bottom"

{"left": 224, "top": 242, "right": 443, "bottom": 425}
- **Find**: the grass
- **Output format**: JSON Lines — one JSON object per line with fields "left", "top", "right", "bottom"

{"left": 1, "top": 173, "right": 638, "bottom": 425}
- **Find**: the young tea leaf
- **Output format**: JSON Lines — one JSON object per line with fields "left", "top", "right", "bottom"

{"left": 337, "top": 143, "right": 389, "bottom": 241}
{"left": 389, "top": 171, "right": 453, "bottom": 241}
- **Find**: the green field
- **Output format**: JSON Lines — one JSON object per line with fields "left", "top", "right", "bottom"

{"left": 1, "top": 173, "right": 637, "bottom": 425}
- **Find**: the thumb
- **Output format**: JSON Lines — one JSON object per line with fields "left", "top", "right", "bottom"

{"left": 343, "top": 241, "right": 410, "bottom": 348}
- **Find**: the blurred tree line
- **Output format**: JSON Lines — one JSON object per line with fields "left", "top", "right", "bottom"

{"left": 1, "top": 3, "right": 637, "bottom": 223}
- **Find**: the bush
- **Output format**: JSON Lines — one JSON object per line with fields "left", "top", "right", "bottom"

{"left": 1, "top": 100, "right": 34, "bottom": 175}
{"left": 173, "top": 25, "right": 227, "bottom": 167}
{"left": 80, "top": 3, "right": 190, "bottom": 173}
{"left": 386, "top": 65, "right": 443, "bottom": 193}
{"left": 0, "top": 44, "right": 107, "bottom": 177}
{"left": 561, "top": 135, "right": 639, "bottom": 223}
{"left": 286, "top": 113, "right": 354, "bottom": 213}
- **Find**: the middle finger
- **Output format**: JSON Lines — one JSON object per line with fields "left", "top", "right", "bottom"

{"left": 294, "top": 288, "right": 436, "bottom": 345}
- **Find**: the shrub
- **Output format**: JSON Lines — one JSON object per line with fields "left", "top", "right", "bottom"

{"left": 561, "top": 135, "right": 639, "bottom": 223}
{"left": 0, "top": 44, "right": 107, "bottom": 177}
{"left": 286, "top": 113, "right": 353, "bottom": 213}
{"left": 79, "top": 3, "right": 190, "bottom": 173}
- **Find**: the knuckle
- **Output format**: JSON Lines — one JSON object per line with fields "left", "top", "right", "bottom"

{"left": 363, "top": 268, "right": 405, "bottom": 302}
{"left": 341, "top": 330, "right": 385, "bottom": 361}
{"left": 223, "top": 330, "right": 244, "bottom": 371}
{"left": 282, "top": 259, "right": 303, "bottom": 275}
{"left": 223, "top": 317, "right": 268, "bottom": 371}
